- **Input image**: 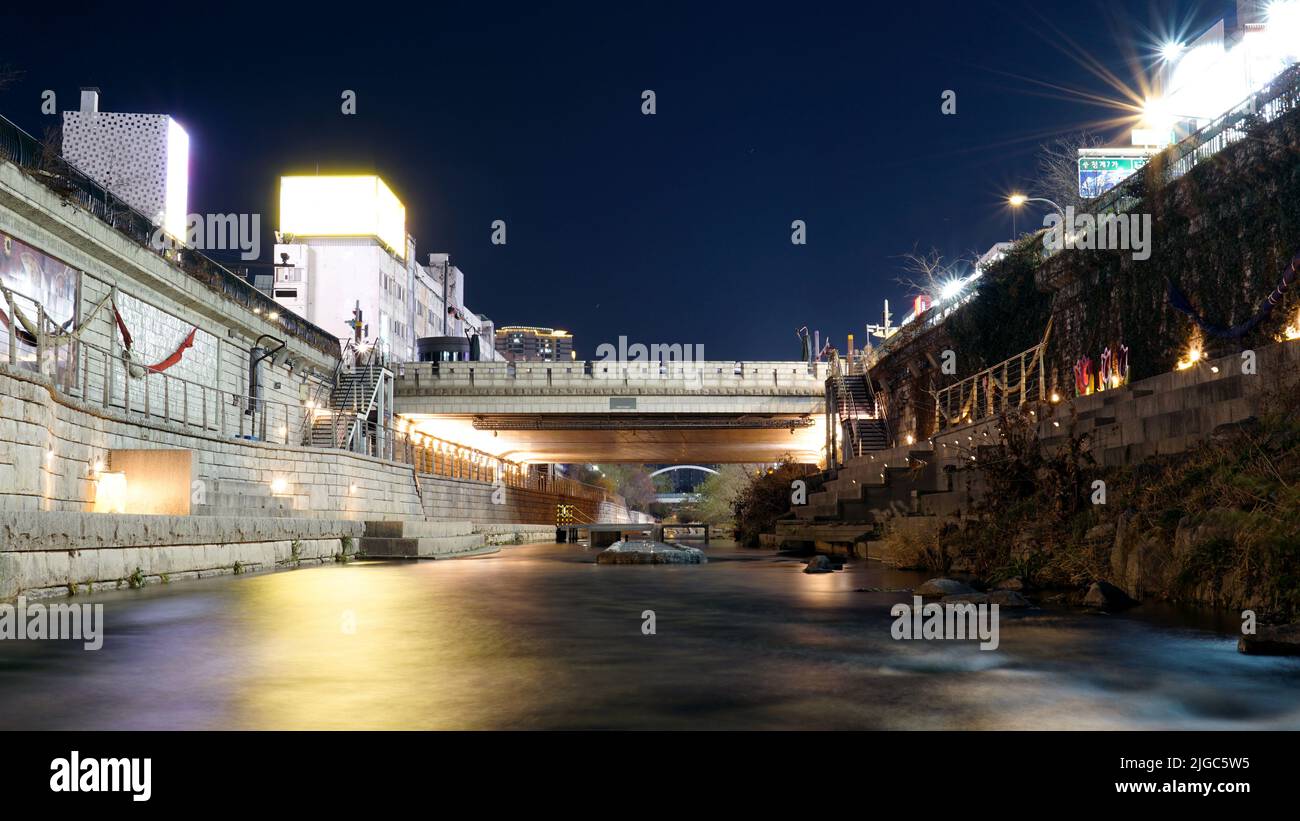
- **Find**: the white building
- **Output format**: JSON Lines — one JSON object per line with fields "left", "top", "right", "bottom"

{"left": 271, "top": 175, "right": 497, "bottom": 362}
{"left": 61, "top": 89, "right": 189, "bottom": 238}
{"left": 1145, "top": 0, "right": 1300, "bottom": 142}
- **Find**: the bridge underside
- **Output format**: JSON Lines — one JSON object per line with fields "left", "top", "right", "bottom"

{"left": 403, "top": 413, "right": 826, "bottom": 464}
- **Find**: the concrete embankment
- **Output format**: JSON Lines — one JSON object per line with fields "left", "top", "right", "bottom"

{"left": 0, "top": 511, "right": 363, "bottom": 599}
{"left": 777, "top": 341, "right": 1300, "bottom": 616}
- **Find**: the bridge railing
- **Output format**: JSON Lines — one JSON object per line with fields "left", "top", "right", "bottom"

{"left": 394, "top": 360, "right": 827, "bottom": 390}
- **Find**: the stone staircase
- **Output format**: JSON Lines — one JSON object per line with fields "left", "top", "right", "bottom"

{"left": 774, "top": 345, "right": 1274, "bottom": 555}
{"left": 193, "top": 478, "right": 294, "bottom": 517}
{"left": 359, "top": 520, "right": 490, "bottom": 558}
{"left": 777, "top": 441, "right": 955, "bottom": 552}
{"left": 358, "top": 520, "right": 560, "bottom": 558}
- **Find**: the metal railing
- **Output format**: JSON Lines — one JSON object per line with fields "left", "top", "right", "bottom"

{"left": 0, "top": 112, "right": 341, "bottom": 358}
{"left": 3, "top": 286, "right": 305, "bottom": 445}
{"left": 933, "top": 341, "right": 1047, "bottom": 432}
{"left": 350, "top": 418, "right": 620, "bottom": 504}
{"left": 1093, "top": 63, "right": 1300, "bottom": 216}
{"left": 827, "top": 351, "right": 888, "bottom": 460}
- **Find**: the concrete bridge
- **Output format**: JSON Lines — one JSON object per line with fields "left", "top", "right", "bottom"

{"left": 393, "top": 360, "right": 828, "bottom": 463}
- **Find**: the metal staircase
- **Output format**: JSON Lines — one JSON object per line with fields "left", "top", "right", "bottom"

{"left": 830, "top": 366, "right": 891, "bottom": 461}
{"left": 305, "top": 342, "right": 394, "bottom": 453}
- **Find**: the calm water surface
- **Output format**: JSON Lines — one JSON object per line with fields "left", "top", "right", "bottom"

{"left": 1, "top": 541, "right": 1298, "bottom": 730}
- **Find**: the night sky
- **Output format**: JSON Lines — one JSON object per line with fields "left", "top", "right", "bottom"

{"left": 2, "top": 0, "right": 1220, "bottom": 359}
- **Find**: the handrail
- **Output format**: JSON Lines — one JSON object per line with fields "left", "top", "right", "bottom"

{"left": 864, "top": 369, "right": 892, "bottom": 448}
{"left": 0, "top": 112, "right": 341, "bottom": 358}
{"left": 342, "top": 366, "right": 389, "bottom": 452}
{"left": 3, "top": 285, "right": 304, "bottom": 445}
{"left": 348, "top": 417, "right": 621, "bottom": 505}
{"left": 932, "top": 338, "right": 1048, "bottom": 431}
{"left": 1091, "top": 62, "right": 1300, "bottom": 216}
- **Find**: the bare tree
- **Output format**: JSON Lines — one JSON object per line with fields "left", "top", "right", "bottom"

{"left": 39, "top": 125, "right": 63, "bottom": 172}
{"left": 1035, "top": 131, "right": 1103, "bottom": 212}
{"left": 894, "top": 246, "right": 972, "bottom": 300}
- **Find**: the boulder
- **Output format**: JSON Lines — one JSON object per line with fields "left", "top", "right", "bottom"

{"left": 916, "top": 578, "right": 976, "bottom": 597}
{"left": 993, "top": 576, "right": 1025, "bottom": 591}
{"left": 1083, "top": 580, "right": 1137, "bottom": 610}
{"left": 942, "top": 592, "right": 990, "bottom": 605}
{"left": 1238, "top": 623, "right": 1300, "bottom": 656}
{"left": 596, "top": 541, "right": 707, "bottom": 565}
{"left": 803, "top": 555, "right": 834, "bottom": 574}
{"left": 987, "top": 590, "right": 1031, "bottom": 608}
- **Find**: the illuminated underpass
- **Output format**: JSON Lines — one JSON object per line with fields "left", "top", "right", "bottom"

{"left": 392, "top": 360, "right": 828, "bottom": 463}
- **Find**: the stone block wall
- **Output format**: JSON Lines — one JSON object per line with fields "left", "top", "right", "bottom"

{"left": 0, "top": 160, "right": 335, "bottom": 431}
{"left": 0, "top": 510, "right": 364, "bottom": 599}
{"left": 1, "top": 363, "right": 638, "bottom": 527}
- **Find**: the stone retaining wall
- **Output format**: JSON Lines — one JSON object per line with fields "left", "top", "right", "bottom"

{"left": 0, "top": 511, "right": 363, "bottom": 599}
{"left": 0, "top": 363, "right": 642, "bottom": 525}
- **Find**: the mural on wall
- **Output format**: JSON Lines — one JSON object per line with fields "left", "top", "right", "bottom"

{"left": 0, "top": 232, "right": 81, "bottom": 380}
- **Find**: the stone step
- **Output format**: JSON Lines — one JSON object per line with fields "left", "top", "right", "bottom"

{"left": 364, "top": 520, "right": 475, "bottom": 538}
{"left": 359, "top": 533, "right": 489, "bottom": 558}
{"left": 416, "top": 534, "right": 488, "bottom": 557}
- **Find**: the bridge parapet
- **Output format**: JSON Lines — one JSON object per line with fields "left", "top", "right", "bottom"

{"left": 394, "top": 360, "right": 827, "bottom": 394}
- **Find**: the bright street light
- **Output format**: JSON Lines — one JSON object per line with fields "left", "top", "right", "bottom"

{"left": 1007, "top": 193, "right": 1064, "bottom": 237}
{"left": 1007, "top": 193, "right": 1064, "bottom": 214}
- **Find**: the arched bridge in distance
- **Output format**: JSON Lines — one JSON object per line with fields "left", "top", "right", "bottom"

{"left": 648, "top": 465, "right": 719, "bottom": 478}
{"left": 392, "top": 360, "right": 828, "bottom": 465}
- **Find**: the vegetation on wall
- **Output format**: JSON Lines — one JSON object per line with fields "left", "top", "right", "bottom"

{"left": 944, "top": 237, "right": 1053, "bottom": 373}
{"left": 943, "top": 384, "right": 1300, "bottom": 620}
{"left": 939, "top": 106, "right": 1300, "bottom": 387}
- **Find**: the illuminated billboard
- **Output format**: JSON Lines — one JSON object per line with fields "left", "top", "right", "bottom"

{"left": 279, "top": 175, "right": 406, "bottom": 257}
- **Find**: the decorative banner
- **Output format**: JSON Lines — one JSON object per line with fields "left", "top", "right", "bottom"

{"left": 144, "top": 328, "right": 197, "bottom": 373}
{"left": 1167, "top": 250, "right": 1299, "bottom": 338}
{"left": 112, "top": 303, "right": 198, "bottom": 376}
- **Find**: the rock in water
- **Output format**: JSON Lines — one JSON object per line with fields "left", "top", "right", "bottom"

{"left": 596, "top": 540, "right": 707, "bottom": 565}
{"left": 994, "top": 577, "right": 1025, "bottom": 591}
{"left": 916, "top": 578, "right": 976, "bottom": 597}
{"left": 804, "top": 555, "right": 834, "bottom": 574}
{"left": 1083, "top": 580, "right": 1137, "bottom": 610}
{"left": 942, "top": 592, "right": 990, "bottom": 604}
{"left": 1238, "top": 623, "right": 1300, "bottom": 656}
{"left": 987, "top": 590, "right": 1031, "bottom": 608}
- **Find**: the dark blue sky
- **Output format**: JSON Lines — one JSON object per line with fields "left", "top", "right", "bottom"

{"left": 3, "top": 0, "right": 1221, "bottom": 359}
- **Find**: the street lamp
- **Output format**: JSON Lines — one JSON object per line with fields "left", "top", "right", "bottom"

{"left": 1007, "top": 193, "right": 1065, "bottom": 237}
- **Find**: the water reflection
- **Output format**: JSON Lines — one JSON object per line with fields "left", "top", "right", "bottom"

{"left": 0, "top": 541, "right": 1297, "bottom": 730}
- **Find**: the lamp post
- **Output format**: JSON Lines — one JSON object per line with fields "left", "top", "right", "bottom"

{"left": 1007, "top": 193, "right": 1065, "bottom": 237}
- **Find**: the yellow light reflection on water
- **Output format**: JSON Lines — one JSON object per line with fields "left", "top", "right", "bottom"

{"left": 231, "top": 559, "right": 561, "bottom": 730}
